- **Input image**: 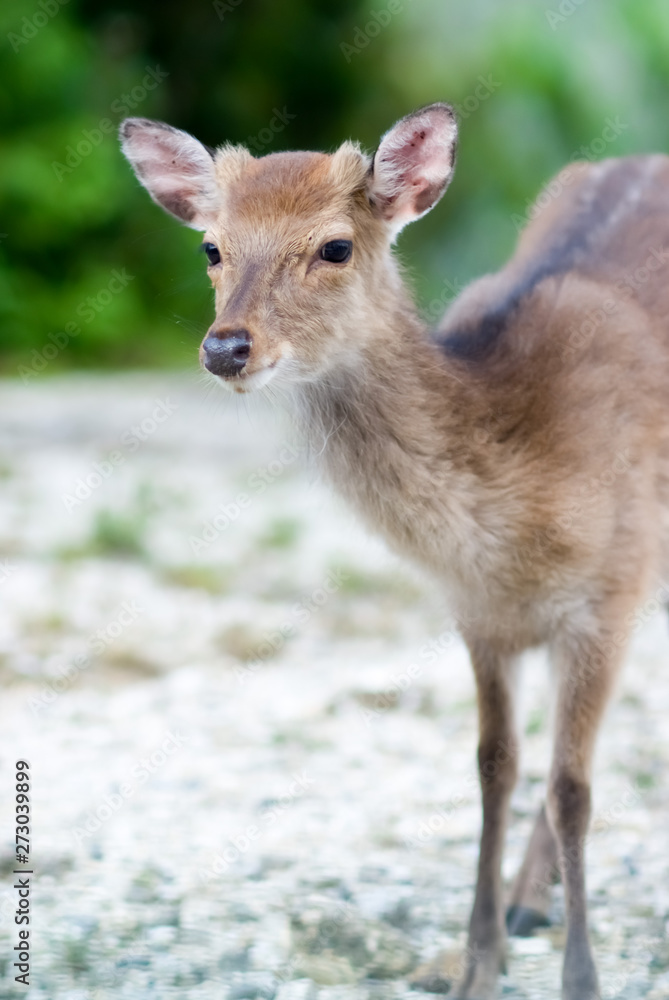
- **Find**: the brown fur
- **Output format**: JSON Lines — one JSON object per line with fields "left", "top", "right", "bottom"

{"left": 121, "top": 109, "right": 669, "bottom": 999}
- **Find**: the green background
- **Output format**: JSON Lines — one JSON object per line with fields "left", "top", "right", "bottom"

{"left": 2, "top": 0, "right": 669, "bottom": 373}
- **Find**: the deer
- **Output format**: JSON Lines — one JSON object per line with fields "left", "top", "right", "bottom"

{"left": 120, "top": 104, "right": 669, "bottom": 999}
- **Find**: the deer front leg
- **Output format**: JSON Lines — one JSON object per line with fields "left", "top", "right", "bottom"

{"left": 548, "top": 629, "right": 624, "bottom": 1000}
{"left": 453, "top": 640, "right": 519, "bottom": 1000}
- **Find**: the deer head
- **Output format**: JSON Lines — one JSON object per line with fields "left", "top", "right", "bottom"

{"left": 120, "top": 105, "right": 457, "bottom": 393}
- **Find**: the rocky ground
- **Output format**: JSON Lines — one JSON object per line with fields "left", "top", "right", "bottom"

{"left": 0, "top": 373, "right": 668, "bottom": 1000}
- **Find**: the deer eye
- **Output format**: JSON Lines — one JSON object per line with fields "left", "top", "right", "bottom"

{"left": 202, "top": 242, "right": 221, "bottom": 266}
{"left": 320, "top": 240, "right": 352, "bottom": 264}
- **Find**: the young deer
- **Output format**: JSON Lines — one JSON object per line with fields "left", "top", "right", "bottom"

{"left": 120, "top": 105, "right": 669, "bottom": 999}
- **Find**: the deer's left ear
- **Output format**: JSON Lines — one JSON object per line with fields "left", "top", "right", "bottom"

{"left": 367, "top": 103, "right": 458, "bottom": 238}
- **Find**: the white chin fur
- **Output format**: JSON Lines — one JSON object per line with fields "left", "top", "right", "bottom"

{"left": 214, "top": 363, "right": 279, "bottom": 394}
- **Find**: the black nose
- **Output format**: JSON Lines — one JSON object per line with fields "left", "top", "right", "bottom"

{"left": 202, "top": 329, "right": 251, "bottom": 377}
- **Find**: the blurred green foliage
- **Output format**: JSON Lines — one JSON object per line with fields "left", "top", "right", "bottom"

{"left": 2, "top": 0, "right": 669, "bottom": 373}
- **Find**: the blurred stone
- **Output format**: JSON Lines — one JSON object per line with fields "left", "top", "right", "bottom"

{"left": 274, "top": 982, "right": 318, "bottom": 1000}
{"left": 228, "top": 974, "right": 277, "bottom": 999}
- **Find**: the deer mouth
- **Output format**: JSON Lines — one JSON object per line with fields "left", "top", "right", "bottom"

{"left": 218, "top": 359, "right": 279, "bottom": 394}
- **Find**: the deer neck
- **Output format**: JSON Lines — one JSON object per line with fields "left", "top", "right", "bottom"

{"left": 293, "top": 295, "right": 490, "bottom": 579}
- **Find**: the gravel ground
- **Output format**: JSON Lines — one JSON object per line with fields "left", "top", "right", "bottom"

{"left": 0, "top": 372, "right": 668, "bottom": 1000}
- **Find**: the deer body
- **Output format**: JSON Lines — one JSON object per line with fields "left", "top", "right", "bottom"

{"left": 297, "top": 163, "right": 669, "bottom": 647}
{"left": 121, "top": 108, "right": 669, "bottom": 999}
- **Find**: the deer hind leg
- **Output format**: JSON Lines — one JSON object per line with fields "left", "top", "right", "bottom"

{"left": 506, "top": 803, "right": 560, "bottom": 936}
{"left": 548, "top": 624, "right": 629, "bottom": 1000}
{"left": 452, "top": 639, "right": 520, "bottom": 1000}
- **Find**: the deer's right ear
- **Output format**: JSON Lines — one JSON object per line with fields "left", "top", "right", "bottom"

{"left": 119, "top": 118, "right": 219, "bottom": 230}
{"left": 367, "top": 103, "right": 458, "bottom": 239}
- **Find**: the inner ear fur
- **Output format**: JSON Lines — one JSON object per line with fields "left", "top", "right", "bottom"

{"left": 368, "top": 103, "right": 458, "bottom": 236}
{"left": 120, "top": 117, "right": 220, "bottom": 229}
